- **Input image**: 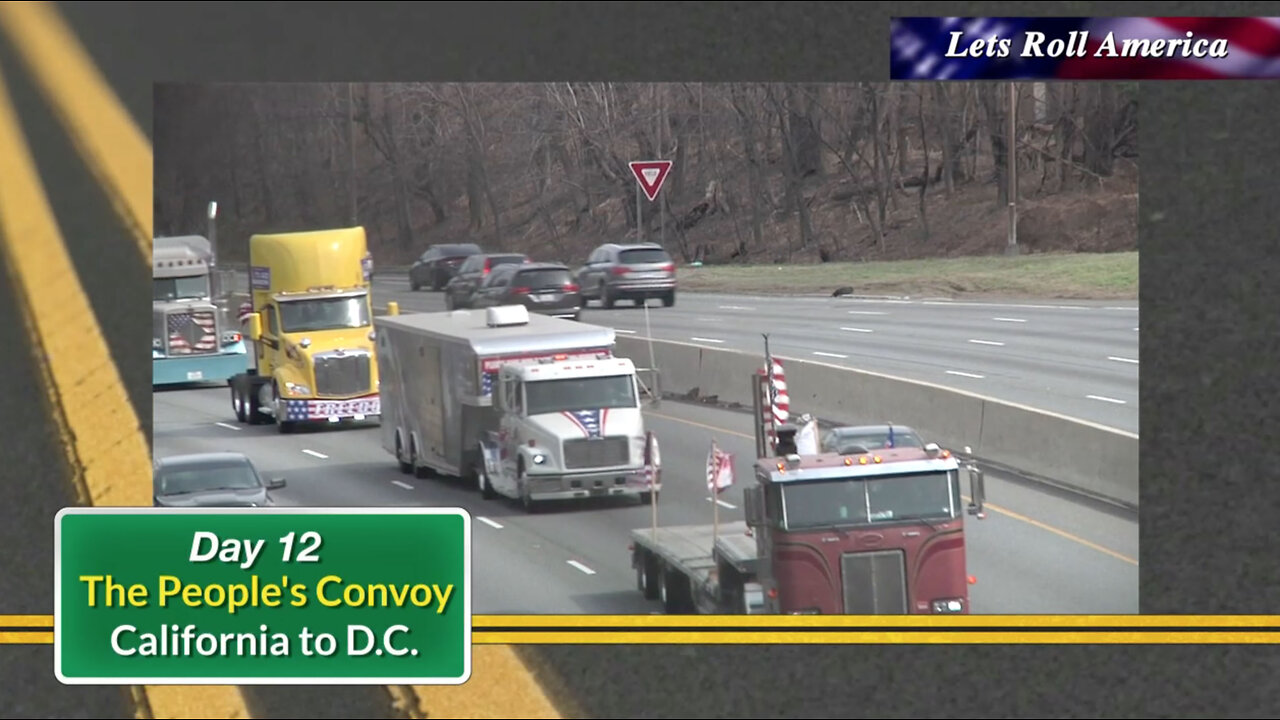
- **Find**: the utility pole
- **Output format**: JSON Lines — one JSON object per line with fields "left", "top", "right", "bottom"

{"left": 348, "top": 82, "right": 358, "bottom": 226}
{"left": 1006, "top": 82, "right": 1019, "bottom": 256}
{"left": 658, "top": 85, "right": 666, "bottom": 250}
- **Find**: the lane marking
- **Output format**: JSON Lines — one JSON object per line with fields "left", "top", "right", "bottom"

{"left": 614, "top": 328, "right": 637, "bottom": 334}
{"left": 409, "top": 646, "right": 562, "bottom": 719}
{"left": 718, "top": 305, "right": 754, "bottom": 311}
{"left": 706, "top": 497, "right": 737, "bottom": 510}
{"left": 1087, "top": 395, "right": 1127, "bottom": 405}
{"left": 946, "top": 370, "right": 986, "bottom": 379}
{"left": 392, "top": 480, "right": 415, "bottom": 491}
{"left": 968, "top": 339, "right": 1005, "bottom": 346}
{"left": 689, "top": 336, "right": 724, "bottom": 344}
{"left": 302, "top": 449, "right": 329, "bottom": 460}
{"left": 214, "top": 422, "right": 241, "bottom": 431}
{"left": 993, "top": 317, "right": 1027, "bottom": 323}
{"left": 567, "top": 560, "right": 597, "bottom": 575}
{"left": 0, "top": 59, "right": 252, "bottom": 720}
{"left": 813, "top": 351, "right": 848, "bottom": 359}
{"left": 645, "top": 410, "right": 1137, "bottom": 566}
{"left": 477, "top": 516, "right": 504, "bottom": 530}
{"left": 840, "top": 327, "right": 874, "bottom": 333}
{"left": 847, "top": 310, "right": 887, "bottom": 316}
{"left": 0, "top": 2, "right": 150, "bottom": 258}
{"left": 1108, "top": 356, "right": 1140, "bottom": 365}
{"left": 921, "top": 300, "right": 1097, "bottom": 311}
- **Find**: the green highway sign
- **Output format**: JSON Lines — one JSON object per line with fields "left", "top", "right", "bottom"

{"left": 55, "top": 507, "right": 471, "bottom": 685}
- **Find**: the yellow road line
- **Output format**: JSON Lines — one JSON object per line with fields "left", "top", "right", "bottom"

{"left": 646, "top": 409, "right": 1139, "bottom": 566}
{"left": 0, "top": 614, "right": 54, "bottom": 627}
{"left": 0, "top": 5, "right": 562, "bottom": 718}
{"left": 0, "top": 1, "right": 150, "bottom": 258}
{"left": 0, "top": 632, "right": 53, "bottom": 643}
{"left": 0, "top": 59, "right": 249, "bottom": 720}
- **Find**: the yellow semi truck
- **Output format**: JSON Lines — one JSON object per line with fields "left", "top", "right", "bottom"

{"left": 229, "top": 227, "right": 380, "bottom": 432}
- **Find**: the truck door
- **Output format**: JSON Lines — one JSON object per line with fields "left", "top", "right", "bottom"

{"left": 259, "top": 305, "right": 281, "bottom": 371}
{"left": 497, "top": 375, "right": 522, "bottom": 479}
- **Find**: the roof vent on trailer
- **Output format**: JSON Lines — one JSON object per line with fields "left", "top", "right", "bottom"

{"left": 486, "top": 305, "right": 530, "bottom": 328}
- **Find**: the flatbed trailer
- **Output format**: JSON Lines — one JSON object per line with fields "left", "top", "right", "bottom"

{"left": 630, "top": 522, "right": 766, "bottom": 614}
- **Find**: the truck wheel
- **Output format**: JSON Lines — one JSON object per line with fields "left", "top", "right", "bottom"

{"left": 477, "top": 467, "right": 496, "bottom": 500}
{"left": 273, "top": 384, "right": 296, "bottom": 434}
{"left": 636, "top": 552, "right": 660, "bottom": 600}
{"left": 396, "top": 435, "right": 412, "bottom": 474}
{"left": 247, "top": 383, "right": 266, "bottom": 425}
{"left": 231, "top": 384, "right": 247, "bottom": 423}
{"left": 660, "top": 569, "right": 693, "bottom": 614}
{"left": 411, "top": 441, "right": 433, "bottom": 479}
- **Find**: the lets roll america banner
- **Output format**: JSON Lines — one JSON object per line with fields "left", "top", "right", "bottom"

{"left": 890, "top": 17, "right": 1280, "bottom": 80}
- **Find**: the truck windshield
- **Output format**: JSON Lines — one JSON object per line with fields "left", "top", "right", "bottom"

{"left": 278, "top": 295, "right": 371, "bottom": 333}
{"left": 780, "top": 471, "right": 957, "bottom": 530}
{"left": 154, "top": 275, "right": 209, "bottom": 302}
{"left": 524, "top": 374, "right": 637, "bottom": 416}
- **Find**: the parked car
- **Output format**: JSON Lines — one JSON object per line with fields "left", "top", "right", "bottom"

{"left": 444, "top": 252, "right": 529, "bottom": 310}
{"left": 469, "top": 262, "right": 582, "bottom": 320}
{"left": 576, "top": 242, "right": 677, "bottom": 308}
{"left": 409, "top": 243, "right": 483, "bottom": 291}
{"left": 153, "top": 452, "right": 286, "bottom": 508}
{"left": 821, "top": 424, "right": 926, "bottom": 455}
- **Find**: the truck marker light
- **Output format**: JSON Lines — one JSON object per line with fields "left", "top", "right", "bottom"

{"left": 859, "top": 456, "right": 869, "bottom": 465}
{"left": 873, "top": 455, "right": 883, "bottom": 463}
{"left": 968, "top": 575, "right": 977, "bottom": 584}
{"left": 941, "top": 449, "right": 951, "bottom": 458}
{"left": 844, "top": 457, "right": 853, "bottom": 466}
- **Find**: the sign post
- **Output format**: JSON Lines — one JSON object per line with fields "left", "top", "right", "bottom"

{"left": 628, "top": 160, "right": 673, "bottom": 243}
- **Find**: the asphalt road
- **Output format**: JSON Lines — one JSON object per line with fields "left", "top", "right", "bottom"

{"left": 154, "top": 384, "right": 1139, "bottom": 615}
{"left": 366, "top": 275, "right": 1141, "bottom": 434}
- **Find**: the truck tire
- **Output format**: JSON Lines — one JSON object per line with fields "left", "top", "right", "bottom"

{"left": 247, "top": 382, "right": 266, "bottom": 426}
{"left": 658, "top": 569, "right": 692, "bottom": 614}
{"left": 231, "top": 383, "right": 247, "bottom": 423}
{"left": 636, "top": 551, "right": 660, "bottom": 600}
{"left": 395, "top": 434, "right": 412, "bottom": 474}
{"left": 477, "top": 467, "right": 496, "bottom": 500}
{"left": 411, "top": 440, "right": 433, "bottom": 479}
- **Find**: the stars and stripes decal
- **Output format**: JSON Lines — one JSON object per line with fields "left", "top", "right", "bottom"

{"left": 166, "top": 311, "right": 217, "bottom": 355}
{"left": 562, "top": 409, "right": 605, "bottom": 439}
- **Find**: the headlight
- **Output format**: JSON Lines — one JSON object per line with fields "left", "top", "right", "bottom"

{"left": 531, "top": 453, "right": 547, "bottom": 465}
{"left": 285, "top": 382, "right": 311, "bottom": 396}
{"left": 932, "top": 598, "right": 965, "bottom": 613}
{"left": 789, "top": 608, "right": 822, "bottom": 615}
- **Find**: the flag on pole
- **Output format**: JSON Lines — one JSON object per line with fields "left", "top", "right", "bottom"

{"left": 706, "top": 440, "right": 734, "bottom": 495}
{"left": 644, "top": 431, "right": 660, "bottom": 489}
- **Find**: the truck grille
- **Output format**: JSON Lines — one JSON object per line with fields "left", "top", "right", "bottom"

{"left": 165, "top": 310, "right": 218, "bottom": 356}
{"left": 313, "top": 351, "right": 372, "bottom": 397}
{"left": 840, "top": 550, "right": 909, "bottom": 614}
{"left": 562, "top": 437, "right": 630, "bottom": 470}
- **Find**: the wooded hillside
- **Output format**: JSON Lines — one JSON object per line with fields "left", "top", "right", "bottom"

{"left": 154, "top": 82, "right": 1139, "bottom": 267}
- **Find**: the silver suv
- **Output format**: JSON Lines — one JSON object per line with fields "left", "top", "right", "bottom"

{"left": 576, "top": 243, "right": 677, "bottom": 308}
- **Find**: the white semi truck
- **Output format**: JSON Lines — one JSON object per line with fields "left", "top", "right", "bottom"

{"left": 374, "top": 304, "right": 661, "bottom": 512}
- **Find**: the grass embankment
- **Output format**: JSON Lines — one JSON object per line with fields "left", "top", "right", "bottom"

{"left": 675, "top": 251, "right": 1138, "bottom": 301}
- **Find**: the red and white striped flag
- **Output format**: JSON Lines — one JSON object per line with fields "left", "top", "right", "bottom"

{"left": 706, "top": 440, "right": 734, "bottom": 495}
{"left": 1058, "top": 17, "right": 1280, "bottom": 79}
{"left": 643, "top": 431, "right": 660, "bottom": 489}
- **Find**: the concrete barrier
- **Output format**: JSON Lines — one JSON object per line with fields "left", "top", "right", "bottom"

{"left": 613, "top": 335, "right": 1139, "bottom": 510}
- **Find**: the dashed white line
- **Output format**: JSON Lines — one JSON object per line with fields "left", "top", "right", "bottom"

{"left": 477, "top": 516, "right": 504, "bottom": 530}
{"left": 946, "top": 370, "right": 986, "bottom": 379}
{"left": 215, "top": 422, "right": 241, "bottom": 431}
{"left": 706, "top": 497, "right": 737, "bottom": 509}
{"left": 567, "top": 560, "right": 597, "bottom": 575}
{"left": 813, "top": 351, "right": 848, "bottom": 359}
{"left": 391, "top": 480, "right": 415, "bottom": 490}
{"left": 847, "top": 310, "right": 887, "bottom": 316}
{"left": 1087, "top": 395, "right": 1127, "bottom": 405}
{"left": 968, "top": 339, "right": 1005, "bottom": 347}
{"left": 614, "top": 328, "right": 637, "bottom": 334}
{"left": 690, "top": 337, "right": 725, "bottom": 344}
{"left": 841, "top": 327, "right": 874, "bottom": 333}
{"left": 719, "top": 305, "right": 755, "bottom": 311}
{"left": 992, "top": 317, "right": 1026, "bottom": 323}
{"left": 1107, "top": 356, "right": 1139, "bottom": 365}
{"left": 302, "top": 449, "right": 329, "bottom": 459}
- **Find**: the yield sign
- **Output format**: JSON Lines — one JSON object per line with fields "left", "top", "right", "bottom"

{"left": 629, "top": 160, "right": 673, "bottom": 202}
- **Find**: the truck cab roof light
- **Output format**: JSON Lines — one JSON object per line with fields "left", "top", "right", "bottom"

{"left": 858, "top": 456, "right": 868, "bottom": 465}
{"left": 873, "top": 455, "right": 883, "bottom": 463}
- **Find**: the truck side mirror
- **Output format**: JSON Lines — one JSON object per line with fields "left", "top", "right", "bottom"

{"left": 245, "top": 313, "right": 263, "bottom": 342}
{"left": 386, "top": 301, "right": 400, "bottom": 316}
{"left": 744, "top": 486, "right": 765, "bottom": 527}
{"left": 967, "top": 465, "right": 986, "bottom": 519}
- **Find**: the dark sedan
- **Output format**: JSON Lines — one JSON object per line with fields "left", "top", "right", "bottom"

{"left": 409, "top": 243, "right": 483, "bottom": 291}
{"left": 821, "top": 424, "right": 926, "bottom": 455}
{"left": 469, "top": 262, "right": 583, "bottom": 320}
{"left": 444, "top": 252, "right": 529, "bottom": 310}
{"left": 153, "top": 452, "right": 286, "bottom": 507}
